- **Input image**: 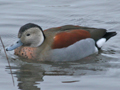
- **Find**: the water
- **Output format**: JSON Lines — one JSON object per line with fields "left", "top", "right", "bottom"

{"left": 0, "top": 0, "right": 120, "bottom": 90}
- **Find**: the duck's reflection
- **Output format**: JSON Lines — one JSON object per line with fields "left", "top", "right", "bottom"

{"left": 7, "top": 54, "right": 111, "bottom": 90}
{"left": 14, "top": 64, "right": 44, "bottom": 90}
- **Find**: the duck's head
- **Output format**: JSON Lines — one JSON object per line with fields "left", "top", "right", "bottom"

{"left": 6, "top": 23, "right": 45, "bottom": 51}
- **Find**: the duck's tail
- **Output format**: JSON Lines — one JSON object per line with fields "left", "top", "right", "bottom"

{"left": 96, "top": 32, "right": 117, "bottom": 49}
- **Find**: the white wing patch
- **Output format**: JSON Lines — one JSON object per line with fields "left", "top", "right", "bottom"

{"left": 96, "top": 38, "right": 106, "bottom": 48}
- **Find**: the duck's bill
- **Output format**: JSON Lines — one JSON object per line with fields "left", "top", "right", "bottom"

{"left": 6, "top": 39, "right": 23, "bottom": 51}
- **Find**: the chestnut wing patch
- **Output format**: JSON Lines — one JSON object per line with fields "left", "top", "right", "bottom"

{"left": 52, "top": 30, "right": 91, "bottom": 49}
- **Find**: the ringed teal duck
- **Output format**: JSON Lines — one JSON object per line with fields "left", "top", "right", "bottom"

{"left": 6, "top": 23, "right": 117, "bottom": 61}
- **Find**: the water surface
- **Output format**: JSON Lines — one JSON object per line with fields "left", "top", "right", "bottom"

{"left": 0, "top": 0, "right": 120, "bottom": 90}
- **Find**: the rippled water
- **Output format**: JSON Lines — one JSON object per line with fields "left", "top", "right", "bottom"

{"left": 0, "top": 0, "right": 120, "bottom": 90}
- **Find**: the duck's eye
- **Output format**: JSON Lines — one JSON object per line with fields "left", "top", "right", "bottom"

{"left": 26, "top": 34, "right": 30, "bottom": 36}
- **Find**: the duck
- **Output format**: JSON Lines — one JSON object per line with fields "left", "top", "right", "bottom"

{"left": 6, "top": 23, "right": 117, "bottom": 61}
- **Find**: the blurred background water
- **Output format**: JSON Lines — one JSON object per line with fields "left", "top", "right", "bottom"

{"left": 0, "top": 0, "right": 120, "bottom": 90}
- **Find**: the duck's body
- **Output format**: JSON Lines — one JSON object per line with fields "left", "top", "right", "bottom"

{"left": 6, "top": 23, "right": 117, "bottom": 61}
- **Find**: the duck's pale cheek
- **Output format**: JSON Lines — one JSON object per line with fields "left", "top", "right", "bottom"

{"left": 14, "top": 46, "right": 37, "bottom": 60}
